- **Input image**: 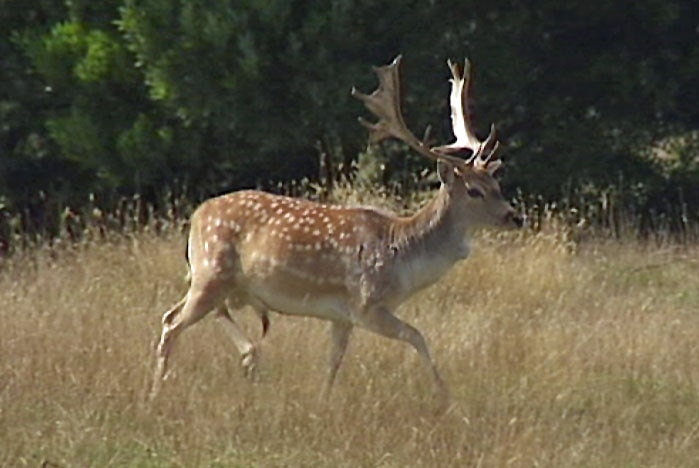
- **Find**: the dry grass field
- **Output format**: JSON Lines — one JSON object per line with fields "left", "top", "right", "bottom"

{"left": 2, "top": 207, "right": 699, "bottom": 466}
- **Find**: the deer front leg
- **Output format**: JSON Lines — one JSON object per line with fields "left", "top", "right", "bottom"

{"left": 355, "top": 306, "right": 449, "bottom": 403}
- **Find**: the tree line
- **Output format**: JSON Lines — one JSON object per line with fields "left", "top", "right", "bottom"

{"left": 2, "top": 0, "right": 699, "bottom": 241}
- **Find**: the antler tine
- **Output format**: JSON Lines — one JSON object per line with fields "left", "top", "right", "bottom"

{"left": 475, "top": 123, "right": 498, "bottom": 163}
{"left": 352, "top": 55, "right": 466, "bottom": 167}
{"left": 473, "top": 124, "right": 502, "bottom": 173}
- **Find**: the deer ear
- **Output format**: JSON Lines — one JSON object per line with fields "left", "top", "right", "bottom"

{"left": 437, "top": 160, "right": 456, "bottom": 185}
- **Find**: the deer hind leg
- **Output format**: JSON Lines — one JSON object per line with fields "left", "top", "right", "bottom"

{"left": 151, "top": 283, "right": 225, "bottom": 397}
{"left": 356, "top": 306, "right": 448, "bottom": 402}
{"left": 321, "top": 321, "right": 353, "bottom": 399}
{"left": 215, "top": 304, "right": 264, "bottom": 378}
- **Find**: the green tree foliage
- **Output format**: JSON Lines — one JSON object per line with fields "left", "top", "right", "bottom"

{"left": 117, "top": 0, "right": 443, "bottom": 188}
{"left": 0, "top": 0, "right": 66, "bottom": 207}
{"left": 1, "top": 0, "right": 699, "bottom": 240}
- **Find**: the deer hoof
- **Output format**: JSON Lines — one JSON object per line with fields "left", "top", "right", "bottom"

{"left": 240, "top": 349, "right": 258, "bottom": 379}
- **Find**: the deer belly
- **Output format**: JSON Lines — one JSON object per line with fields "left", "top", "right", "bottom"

{"left": 239, "top": 249, "right": 353, "bottom": 321}
{"left": 246, "top": 278, "right": 350, "bottom": 322}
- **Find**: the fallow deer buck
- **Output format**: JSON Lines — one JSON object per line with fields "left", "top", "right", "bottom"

{"left": 152, "top": 55, "right": 522, "bottom": 401}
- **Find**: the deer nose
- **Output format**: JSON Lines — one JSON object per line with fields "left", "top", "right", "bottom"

{"left": 506, "top": 211, "right": 524, "bottom": 228}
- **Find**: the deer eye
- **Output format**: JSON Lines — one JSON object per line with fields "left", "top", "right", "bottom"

{"left": 467, "top": 187, "right": 485, "bottom": 199}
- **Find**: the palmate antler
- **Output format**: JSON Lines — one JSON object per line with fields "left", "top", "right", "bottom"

{"left": 352, "top": 55, "right": 502, "bottom": 175}
{"left": 351, "top": 56, "right": 467, "bottom": 168}
{"left": 434, "top": 59, "right": 501, "bottom": 174}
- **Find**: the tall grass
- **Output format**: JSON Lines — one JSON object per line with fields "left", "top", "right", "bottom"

{"left": 2, "top": 184, "right": 699, "bottom": 466}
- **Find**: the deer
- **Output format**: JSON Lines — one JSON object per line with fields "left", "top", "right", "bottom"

{"left": 151, "top": 55, "right": 522, "bottom": 402}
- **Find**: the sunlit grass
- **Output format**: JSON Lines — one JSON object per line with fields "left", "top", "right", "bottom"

{"left": 2, "top": 189, "right": 699, "bottom": 467}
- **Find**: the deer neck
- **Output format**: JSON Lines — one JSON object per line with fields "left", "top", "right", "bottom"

{"left": 390, "top": 185, "right": 467, "bottom": 258}
{"left": 382, "top": 186, "right": 469, "bottom": 298}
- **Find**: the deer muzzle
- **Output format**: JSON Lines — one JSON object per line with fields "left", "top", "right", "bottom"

{"left": 505, "top": 210, "right": 524, "bottom": 228}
